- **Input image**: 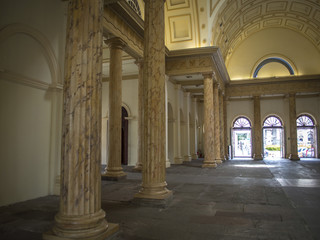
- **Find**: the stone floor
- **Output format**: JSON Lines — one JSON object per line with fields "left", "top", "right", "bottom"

{"left": 1, "top": 158, "right": 320, "bottom": 240}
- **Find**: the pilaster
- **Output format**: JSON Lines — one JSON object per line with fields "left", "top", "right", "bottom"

{"left": 288, "top": 93, "right": 300, "bottom": 160}
{"left": 174, "top": 84, "right": 183, "bottom": 164}
{"left": 253, "top": 96, "right": 263, "bottom": 160}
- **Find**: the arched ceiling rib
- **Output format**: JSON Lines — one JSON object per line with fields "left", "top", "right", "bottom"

{"left": 211, "top": 0, "right": 320, "bottom": 62}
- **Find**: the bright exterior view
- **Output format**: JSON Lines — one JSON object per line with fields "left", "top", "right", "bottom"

{"left": 263, "top": 116, "right": 283, "bottom": 158}
{"left": 297, "top": 115, "right": 316, "bottom": 158}
{"left": 232, "top": 117, "right": 252, "bottom": 157}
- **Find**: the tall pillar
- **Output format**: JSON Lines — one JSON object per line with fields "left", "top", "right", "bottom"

{"left": 174, "top": 84, "right": 183, "bottom": 164}
{"left": 43, "top": 1, "right": 118, "bottom": 239}
{"left": 288, "top": 93, "right": 300, "bottom": 160}
{"left": 134, "top": 0, "right": 172, "bottom": 202}
{"left": 202, "top": 73, "right": 217, "bottom": 168}
{"left": 134, "top": 59, "right": 144, "bottom": 171}
{"left": 165, "top": 76, "right": 171, "bottom": 168}
{"left": 253, "top": 95, "right": 263, "bottom": 160}
{"left": 213, "top": 82, "right": 222, "bottom": 164}
{"left": 102, "top": 37, "right": 127, "bottom": 180}
{"left": 219, "top": 90, "right": 225, "bottom": 160}
{"left": 191, "top": 97, "right": 198, "bottom": 159}
{"left": 223, "top": 96, "right": 229, "bottom": 159}
{"left": 184, "top": 92, "right": 192, "bottom": 162}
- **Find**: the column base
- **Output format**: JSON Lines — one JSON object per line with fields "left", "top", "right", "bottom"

{"left": 166, "top": 159, "right": 171, "bottom": 168}
{"left": 134, "top": 182, "right": 172, "bottom": 202}
{"left": 183, "top": 155, "right": 192, "bottom": 162}
{"left": 192, "top": 153, "right": 198, "bottom": 159}
{"left": 253, "top": 153, "right": 263, "bottom": 160}
{"left": 202, "top": 159, "right": 217, "bottom": 168}
{"left": 43, "top": 222, "right": 119, "bottom": 240}
{"left": 133, "top": 163, "right": 142, "bottom": 172}
{"left": 215, "top": 158, "right": 223, "bottom": 164}
{"left": 102, "top": 168, "right": 127, "bottom": 181}
{"left": 133, "top": 191, "right": 173, "bottom": 208}
{"left": 174, "top": 156, "right": 183, "bottom": 164}
{"left": 289, "top": 154, "right": 300, "bottom": 161}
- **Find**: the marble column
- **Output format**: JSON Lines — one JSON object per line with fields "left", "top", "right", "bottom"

{"left": 191, "top": 97, "right": 199, "bottom": 159}
{"left": 288, "top": 93, "right": 300, "bottom": 160}
{"left": 134, "top": 0, "right": 172, "bottom": 201}
{"left": 219, "top": 90, "right": 225, "bottom": 160}
{"left": 174, "top": 84, "right": 183, "bottom": 164}
{"left": 202, "top": 73, "right": 217, "bottom": 168}
{"left": 133, "top": 59, "right": 144, "bottom": 171}
{"left": 213, "top": 82, "right": 222, "bottom": 164}
{"left": 253, "top": 96, "right": 263, "bottom": 160}
{"left": 165, "top": 76, "right": 171, "bottom": 168}
{"left": 223, "top": 96, "right": 229, "bottom": 159}
{"left": 184, "top": 92, "right": 192, "bottom": 162}
{"left": 43, "top": 1, "right": 118, "bottom": 239}
{"left": 102, "top": 37, "right": 127, "bottom": 180}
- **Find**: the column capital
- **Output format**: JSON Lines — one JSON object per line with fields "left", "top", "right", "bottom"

{"left": 202, "top": 72, "right": 214, "bottom": 79}
{"left": 104, "top": 37, "right": 127, "bottom": 50}
{"left": 184, "top": 92, "right": 190, "bottom": 97}
{"left": 134, "top": 58, "right": 144, "bottom": 67}
{"left": 175, "top": 84, "right": 181, "bottom": 90}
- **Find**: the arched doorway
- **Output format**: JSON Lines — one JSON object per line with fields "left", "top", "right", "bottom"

{"left": 297, "top": 114, "right": 317, "bottom": 158}
{"left": 232, "top": 117, "right": 252, "bottom": 158}
{"left": 263, "top": 116, "right": 284, "bottom": 158}
{"left": 121, "top": 107, "right": 128, "bottom": 165}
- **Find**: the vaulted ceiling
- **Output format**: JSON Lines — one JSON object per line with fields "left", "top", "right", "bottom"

{"left": 103, "top": 0, "right": 320, "bottom": 86}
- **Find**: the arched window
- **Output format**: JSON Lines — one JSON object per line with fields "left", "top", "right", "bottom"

{"left": 296, "top": 114, "right": 316, "bottom": 158}
{"left": 253, "top": 57, "right": 294, "bottom": 78}
{"left": 263, "top": 116, "right": 284, "bottom": 158}
{"left": 126, "top": 0, "right": 142, "bottom": 17}
{"left": 263, "top": 116, "right": 282, "bottom": 127}
{"left": 232, "top": 117, "right": 252, "bottom": 158}
{"left": 297, "top": 115, "right": 315, "bottom": 127}
{"left": 233, "top": 117, "right": 251, "bottom": 128}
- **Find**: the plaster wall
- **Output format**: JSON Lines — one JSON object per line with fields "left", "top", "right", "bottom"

{"left": 101, "top": 79, "right": 139, "bottom": 166}
{"left": 0, "top": 0, "right": 66, "bottom": 206}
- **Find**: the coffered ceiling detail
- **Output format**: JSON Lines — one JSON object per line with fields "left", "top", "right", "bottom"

{"left": 211, "top": 0, "right": 320, "bottom": 61}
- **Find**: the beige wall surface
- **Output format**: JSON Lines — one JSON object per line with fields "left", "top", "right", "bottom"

{"left": 0, "top": 0, "right": 66, "bottom": 206}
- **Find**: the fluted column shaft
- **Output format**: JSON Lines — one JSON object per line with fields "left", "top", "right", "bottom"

{"left": 223, "top": 96, "right": 228, "bottom": 159}
{"left": 103, "top": 38, "right": 126, "bottom": 179}
{"left": 213, "top": 82, "right": 222, "bottom": 164}
{"left": 174, "top": 84, "right": 183, "bottom": 164}
{"left": 219, "top": 90, "right": 225, "bottom": 160}
{"left": 45, "top": 1, "right": 110, "bottom": 239}
{"left": 253, "top": 96, "right": 263, "bottom": 160}
{"left": 135, "top": 0, "right": 172, "bottom": 200}
{"left": 289, "top": 93, "right": 300, "bottom": 160}
{"left": 202, "top": 74, "right": 217, "bottom": 168}
{"left": 184, "top": 92, "right": 192, "bottom": 162}
{"left": 134, "top": 59, "right": 144, "bottom": 171}
{"left": 191, "top": 98, "right": 198, "bottom": 159}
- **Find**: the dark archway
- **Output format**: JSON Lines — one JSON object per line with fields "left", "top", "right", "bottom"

{"left": 121, "top": 107, "right": 129, "bottom": 165}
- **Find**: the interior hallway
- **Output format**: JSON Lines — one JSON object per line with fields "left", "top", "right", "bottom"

{"left": 1, "top": 158, "right": 320, "bottom": 240}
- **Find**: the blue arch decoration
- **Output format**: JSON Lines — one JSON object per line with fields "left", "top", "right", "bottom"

{"left": 253, "top": 57, "right": 294, "bottom": 78}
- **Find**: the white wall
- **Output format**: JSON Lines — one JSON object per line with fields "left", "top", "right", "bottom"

{"left": 0, "top": 0, "right": 66, "bottom": 206}
{"left": 101, "top": 79, "right": 139, "bottom": 166}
